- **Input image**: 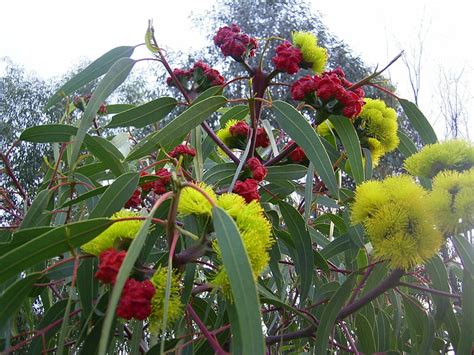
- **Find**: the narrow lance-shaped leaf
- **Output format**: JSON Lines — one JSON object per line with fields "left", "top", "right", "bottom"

{"left": 69, "top": 57, "right": 136, "bottom": 168}
{"left": 84, "top": 135, "right": 126, "bottom": 177}
{"left": 19, "top": 124, "right": 78, "bottom": 143}
{"left": 89, "top": 172, "right": 139, "bottom": 219}
{"left": 272, "top": 100, "right": 339, "bottom": 197}
{"left": 46, "top": 46, "right": 135, "bottom": 109}
{"left": 0, "top": 219, "right": 113, "bottom": 284}
{"left": 279, "top": 201, "right": 314, "bottom": 302}
{"left": 212, "top": 206, "right": 265, "bottom": 355}
{"left": 126, "top": 95, "right": 227, "bottom": 161}
{"left": 314, "top": 273, "right": 357, "bottom": 354}
{"left": 107, "top": 97, "right": 177, "bottom": 128}
{"left": 329, "top": 115, "right": 365, "bottom": 184}
{"left": 399, "top": 98, "right": 438, "bottom": 145}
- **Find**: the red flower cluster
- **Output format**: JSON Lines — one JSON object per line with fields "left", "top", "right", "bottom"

{"left": 140, "top": 168, "right": 171, "bottom": 195}
{"left": 169, "top": 144, "right": 196, "bottom": 159}
{"left": 284, "top": 141, "right": 307, "bottom": 163}
{"left": 291, "top": 68, "right": 365, "bottom": 118}
{"left": 95, "top": 248, "right": 127, "bottom": 284}
{"left": 125, "top": 189, "right": 142, "bottom": 209}
{"left": 229, "top": 121, "right": 270, "bottom": 148}
{"left": 116, "top": 279, "right": 155, "bottom": 320}
{"left": 192, "top": 61, "right": 225, "bottom": 86}
{"left": 272, "top": 41, "right": 303, "bottom": 75}
{"left": 233, "top": 178, "right": 260, "bottom": 203}
{"left": 166, "top": 61, "right": 224, "bottom": 92}
{"left": 247, "top": 157, "right": 267, "bottom": 181}
{"left": 213, "top": 24, "right": 257, "bottom": 59}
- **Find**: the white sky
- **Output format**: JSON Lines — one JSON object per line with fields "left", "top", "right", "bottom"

{"left": 1, "top": 0, "right": 472, "bottom": 138}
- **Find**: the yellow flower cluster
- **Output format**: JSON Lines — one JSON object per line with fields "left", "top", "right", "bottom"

{"left": 351, "top": 176, "right": 442, "bottom": 270}
{"left": 212, "top": 193, "right": 274, "bottom": 295}
{"left": 357, "top": 98, "right": 399, "bottom": 166}
{"left": 149, "top": 266, "right": 183, "bottom": 332}
{"left": 404, "top": 139, "right": 474, "bottom": 179}
{"left": 429, "top": 169, "right": 474, "bottom": 235}
{"left": 81, "top": 210, "right": 143, "bottom": 255}
{"left": 178, "top": 183, "right": 217, "bottom": 217}
{"left": 292, "top": 31, "right": 328, "bottom": 74}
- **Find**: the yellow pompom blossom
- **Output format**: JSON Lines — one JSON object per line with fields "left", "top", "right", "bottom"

{"left": 292, "top": 31, "right": 328, "bottom": 74}
{"left": 81, "top": 210, "right": 142, "bottom": 255}
{"left": 316, "top": 120, "right": 334, "bottom": 138}
{"left": 404, "top": 139, "right": 474, "bottom": 179}
{"left": 217, "top": 193, "right": 246, "bottom": 218}
{"left": 352, "top": 175, "right": 442, "bottom": 270}
{"left": 178, "top": 182, "right": 217, "bottom": 217}
{"left": 149, "top": 266, "right": 183, "bottom": 332}
{"left": 429, "top": 169, "right": 474, "bottom": 235}
{"left": 357, "top": 98, "right": 399, "bottom": 166}
{"left": 212, "top": 195, "right": 274, "bottom": 295}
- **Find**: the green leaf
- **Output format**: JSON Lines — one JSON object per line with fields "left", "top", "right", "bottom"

{"left": 355, "top": 313, "right": 376, "bottom": 354}
{"left": 314, "top": 273, "right": 357, "bottom": 354}
{"left": 126, "top": 95, "right": 227, "bottom": 161}
{"left": 105, "top": 103, "right": 135, "bottom": 114}
{"left": 399, "top": 98, "right": 438, "bottom": 145}
{"left": 84, "top": 135, "right": 126, "bottom": 177}
{"left": 266, "top": 164, "right": 307, "bottom": 181}
{"left": 0, "top": 219, "right": 112, "bottom": 284}
{"left": 362, "top": 147, "right": 373, "bottom": 180}
{"left": 69, "top": 57, "right": 136, "bottom": 167}
{"left": 329, "top": 115, "right": 364, "bottom": 184}
{"left": 397, "top": 130, "right": 418, "bottom": 158}
{"left": 0, "top": 273, "right": 42, "bottom": 328}
{"left": 212, "top": 206, "right": 265, "bottom": 355}
{"left": 46, "top": 45, "right": 135, "bottom": 109}
{"left": 320, "top": 236, "right": 355, "bottom": 259}
{"left": 19, "top": 189, "right": 54, "bottom": 230}
{"left": 425, "top": 255, "right": 450, "bottom": 322}
{"left": 452, "top": 235, "right": 474, "bottom": 274}
{"left": 403, "top": 295, "right": 433, "bottom": 352}
{"left": 203, "top": 163, "right": 235, "bottom": 185}
{"left": 60, "top": 185, "right": 107, "bottom": 209}
{"left": 107, "top": 97, "right": 177, "bottom": 128}
{"left": 272, "top": 101, "right": 338, "bottom": 197}
{"left": 458, "top": 269, "right": 474, "bottom": 354}
{"left": 219, "top": 104, "right": 249, "bottom": 126}
{"left": 279, "top": 201, "right": 314, "bottom": 302}
{"left": 19, "top": 124, "right": 78, "bottom": 143}
{"left": 89, "top": 172, "right": 139, "bottom": 218}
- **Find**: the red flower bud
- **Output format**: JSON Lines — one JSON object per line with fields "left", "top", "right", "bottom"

{"left": 247, "top": 157, "right": 267, "bottom": 181}
{"left": 233, "top": 178, "right": 260, "bottom": 203}
{"left": 116, "top": 279, "right": 155, "bottom": 320}
{"left": 169, "top": 144, "right": 196, "bottom": 159}
{"left": 272, "top": 41, "right": 303, "bottom": 75}
{"left": 214, "top": 24, "right": 258, "bottom": 59}
{"left": 95, "top": 248, "right": 126, "bottom": 284}
{"left": 125, "top": 189, "right": 142, "bottom": 209}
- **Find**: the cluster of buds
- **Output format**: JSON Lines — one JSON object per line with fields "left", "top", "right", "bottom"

{"left": 284, "top": 140, "right": 308, "bottom": 164}
{"left": 230, "top": 121, "right": 270, "bottom": 149}
{"left": 125, "top": 168, "right": 172, "bottom": 209}
{"left": 168, "top": 144, "right": 196, "bottom": 160}
{"left": 291, "top": 67, "right": 365, "bottom": 119}
{"left": 214, "top": 24, "right": 257, "bottom": 61}
{"left": 233, "top": 178, "right": 260, "bottom": 203}
{"left": 95, "top": 248, "right": 155, "bottom": 320}
{"left": 73, "top": 94, "right": 107, "bottom": 115}
{"left": 167, "top": 61, "right": 224, "bottom": 93}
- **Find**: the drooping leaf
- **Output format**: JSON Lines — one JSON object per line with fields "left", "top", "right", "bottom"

{"left": 19, "top": 189, "right": 54, "bottom": 230}
{"left": 46, "top": 46, "right": 135, "bottom": 109}
{"left": 69, "top": 57, "right": 136, "bottom": 167}
{"left": 19, "top": 124, "right": 78, "bottom": 143}
{"left": 279, "top": 201, "right": 314, "bottom": 302}
{"left": 212, "top": 206, "right": 265, "bottom": 355}
{"left": 126, "top": 95, "right": 227, "bottom": 161}
{"left": 399, "top": 98, "right": 438, "bottom": 145}
{"left": 84, "top": 135, "right": 126, "bottom": 177}
{"left": 355, "top": 313, "right": 376, "bottom": 354}
{"left": 266, "top": 164, "right": 307, "bottom": 181}
{"left": 272, "top": 101, "right": 338, "bottom": 197}
{"left": 329, "top": 115, "right": 364, "bottom": 184}
{"left": 0, "top": 273, "right": 42, "bottom": 328}
{"left": 314, "top": 273, "right": 357, "bottom": 354}
{"left": 107, "top": 97, "right": 177, "bottom": 128}
{"left": 0, "top": 219, "right": 113, "bottom": 284}
{"left": 89, "top": 172, "right": 139, "bottom": 218}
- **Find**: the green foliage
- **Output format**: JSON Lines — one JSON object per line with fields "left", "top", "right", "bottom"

{"left": 1, "top": 6, "right": 472, "bottom": 355}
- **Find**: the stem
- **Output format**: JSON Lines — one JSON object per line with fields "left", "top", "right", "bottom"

{"left": 264, "top": 141, "right": 297, "bottom": 166}
{"left": 186, "top": 304, "right": 228, "bottom": 355}
{"left": 398, "top": 281, "right": 461, "bottom": 299}
{"left": 1, "top": 152, "right": 30, "bottom": 206}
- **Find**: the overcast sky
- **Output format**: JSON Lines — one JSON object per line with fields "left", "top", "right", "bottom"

{"left": 1, "top": 0, "right": 472, "bottom": 138}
